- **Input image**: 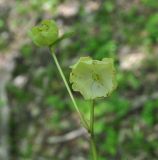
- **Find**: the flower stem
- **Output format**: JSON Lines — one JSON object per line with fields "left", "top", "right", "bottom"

{"left": 90, "top": 100, "right": 97, "bottom": 160}
{"left": 50, "top": 48, "right": 89, "bottom": 130}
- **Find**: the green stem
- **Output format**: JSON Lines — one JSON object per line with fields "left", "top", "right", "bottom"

{"left": 90, "top": 101, "right": 94, "bottom": 134}
{"left": 50, "top": 48, "right": 89, "bottom": 130}
{"left": 90, "top": 100, "right": 97, "bottom": 160}
{"left": 90, "top": 138, "right": 97, "bottom": 160}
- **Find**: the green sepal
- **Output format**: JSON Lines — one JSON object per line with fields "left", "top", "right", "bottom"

{"left": 49, "top": 31, "right": 75, "bottom": 47}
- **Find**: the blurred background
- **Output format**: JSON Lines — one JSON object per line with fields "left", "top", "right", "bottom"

{"left": 0, "top": 0, "right": 158, "bottom": 160}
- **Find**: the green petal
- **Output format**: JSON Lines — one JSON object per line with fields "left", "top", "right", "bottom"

{"left": 70, "top": 57, "right": 117, "bottom": 100}
{"left": 70, "top": 58, "right": 93, "bottom": 99}
{"left": 94, "top": 58, "right": 117, "bottom": 97}
{"left": 70, "top": 57, "right": 92, "bottom": 69}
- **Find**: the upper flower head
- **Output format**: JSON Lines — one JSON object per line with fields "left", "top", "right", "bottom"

{"left": 70, "top": 57, "right": 117, "bottom": 100}
{"left": 28, "top": 20, "right": 59, "bottom": 47}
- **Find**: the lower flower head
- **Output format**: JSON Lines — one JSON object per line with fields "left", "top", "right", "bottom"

{"left": 28, "top": 20, "right": 59, "bottom": 47}
{"left": 70, "top": 57, "right": 117, "bottom": 100}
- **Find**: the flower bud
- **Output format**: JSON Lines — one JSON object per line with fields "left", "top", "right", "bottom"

{"left": 29, "top": 20, "right": 59, "bottom": 47}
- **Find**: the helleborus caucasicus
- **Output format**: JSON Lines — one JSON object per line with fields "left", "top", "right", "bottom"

{"left": 70, "top": 57, "right": 117, "bottom": 100}
{"left": 28, "top": 20, "right": 59, "bottom": 47}
{"left": 29, "top": 19, "right": 117, "bottom": 159}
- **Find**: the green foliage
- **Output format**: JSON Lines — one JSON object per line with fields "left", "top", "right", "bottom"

{"left": 0, "top": 19, "right": 4, "bottom": 29}
{"left": 0, "top": 99, "right": 5, "bottom": 108}
{"left": 20, "top": 44, "right": 33, "bottom": 58}
{"left": 7, "top": 83, "right": 33, "bottom": 103}
{"left": 103, "top": 1, "right": 115, "bottom": 13}
{"left": 2, "top": 0, "right": 158, "bottom": 159}
{"left": 103, "top": 127, "right": 118, "bottom": 155}
{"left": 146, "top": 13, "right": 158, "bottom": 42}
{"left": 142, "top": 100, "right": 158, "bottom": 126}
{"left": 45, "top": 95, "right": 65, "bottom": 110}
{"left": 142, "top": 0, "right": 158, "bottom": 8}
{"left": 118, "top": 72, "right": 141, "bottom": 90}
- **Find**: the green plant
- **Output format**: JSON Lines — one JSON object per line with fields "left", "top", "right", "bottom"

{"left": 29, "top": 19, "right": 117, "bottom": 160}
{"left": 146, "top": 13, "right": 158, "bottom": 42}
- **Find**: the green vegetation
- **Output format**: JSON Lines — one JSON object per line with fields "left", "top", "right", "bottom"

{"left": 0, "top": 0, "right": 158, "bottom": 160}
